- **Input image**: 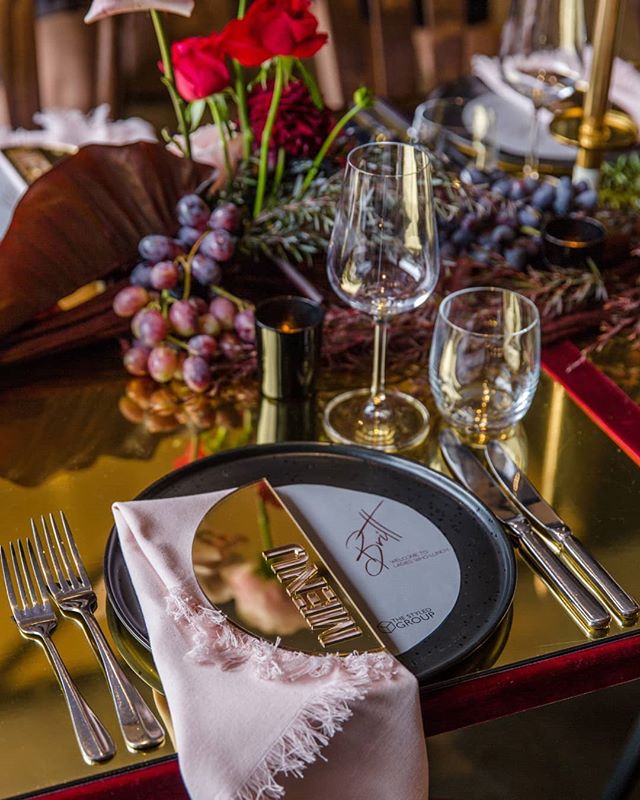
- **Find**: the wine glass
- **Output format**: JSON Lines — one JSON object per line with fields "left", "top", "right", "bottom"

{"left": 429, "top": 287, "right": 540, "bottom": 443}
{"left": 500, "top": 0, "right": 586, "bottom": 176}
{"left": 323, "top": 142, "right": 439, "bottom": 452}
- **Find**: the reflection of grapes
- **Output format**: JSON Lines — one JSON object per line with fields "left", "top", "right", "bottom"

{"left": 114, "top": 193, "right": 255, "bottom": 406}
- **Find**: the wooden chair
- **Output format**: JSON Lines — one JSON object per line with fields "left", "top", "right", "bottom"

{"left": 0, "top": 1, "right": 120, "bottom": 129}
{"left": 0, "top": 0, "right": 40, "bottom": 128}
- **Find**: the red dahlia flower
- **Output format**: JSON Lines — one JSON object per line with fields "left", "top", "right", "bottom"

{"left": 248, "top": 79, "right": 333, "bottom": 160}
{"left": 223, "top": 0, "right": 328, "bottom": 67}
{"left": 168, "top": 33, "right": 230, "bottom": 102}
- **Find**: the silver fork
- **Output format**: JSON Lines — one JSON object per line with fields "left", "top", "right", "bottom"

{"left": 32, "top": 513, "right": 165, "bottom": 752}
{"left": 0, "top": 540, "right": 115, "bottom": 764}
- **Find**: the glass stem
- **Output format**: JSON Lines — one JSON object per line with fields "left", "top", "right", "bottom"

{"left": 368, "top": 318, "right": 388, "bottom": 414}
{"left": 525, "top": 101, "right": 542, "bottom": 178}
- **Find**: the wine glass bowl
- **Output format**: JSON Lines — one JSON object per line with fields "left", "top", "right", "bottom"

{"left": 429, "top": 287, "right": 540, "bottom": 443}
{"left": 499, "top": 0, "right": 586, "bottom": 175}
{"left": 323, "top": 142, "right": 439, "bottom": 452}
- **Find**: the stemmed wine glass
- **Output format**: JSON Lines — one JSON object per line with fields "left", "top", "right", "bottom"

{"left": 323, "top": 142, "right": 439, "bottom": 452}
{"left": 500, "top": 0, "right": 586, "bottom": 176}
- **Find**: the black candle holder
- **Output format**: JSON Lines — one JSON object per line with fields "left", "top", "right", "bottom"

{"left": 542, "top": 216, "right": 606, "bottom": 269}
{"left": 255, "top": 295, "right": 324, "bottom": 400}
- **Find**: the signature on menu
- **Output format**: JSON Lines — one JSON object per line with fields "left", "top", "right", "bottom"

{"left": 345, "top": 501, "right": 403, "bottom": 577}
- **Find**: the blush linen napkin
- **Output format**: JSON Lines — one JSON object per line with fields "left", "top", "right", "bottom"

{"left": 113, "top": 489, "right": 429, "bottom": 800}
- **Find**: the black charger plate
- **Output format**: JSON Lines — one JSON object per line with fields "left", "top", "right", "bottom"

{"left": 104, "top": 442, "right": 516, "bottom": 684}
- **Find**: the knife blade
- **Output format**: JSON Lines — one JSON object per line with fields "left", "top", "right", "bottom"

{"left": 439, "top": 430, "right": 611, "bottom": 633}
{"left": 486, "top": 440, "right": 640, "bottom": 624}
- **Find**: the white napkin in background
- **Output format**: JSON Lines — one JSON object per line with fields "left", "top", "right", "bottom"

{"left": 472, "top": 47, "right": 640, "bottom": 135}
{"left": 113, "top": 489, "right": 429, "bottom": 800}
{"left": 0, "top": 104, "right": 156, "bottom": 149}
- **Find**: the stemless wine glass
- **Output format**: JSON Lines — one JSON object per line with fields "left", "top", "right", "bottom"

{"left": 500, "top": 0, "right": 586, "bottom": 176}
{"left": 429, "top": 287, "right": 540, "bottom": 441}
{"left": 324, "top": 142, "right": 439, "bottom": 452}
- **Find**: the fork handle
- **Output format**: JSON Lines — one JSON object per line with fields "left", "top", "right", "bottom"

{"left": 79, "top": 610, "right": 165, "bottom": 751}
{"left": 40, "top": 636, "right": 116, "bottom": 764}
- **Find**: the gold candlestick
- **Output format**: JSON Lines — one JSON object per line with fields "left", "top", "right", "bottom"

{"left": 549, "top": 0, "right": 637, "bottom": 186}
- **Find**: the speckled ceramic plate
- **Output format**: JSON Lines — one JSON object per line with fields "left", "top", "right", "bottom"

{"left": 104, "top": 443, "right": 516, "bottom": 683}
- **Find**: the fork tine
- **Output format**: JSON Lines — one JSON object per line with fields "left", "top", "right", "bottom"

{"left": 17, "top": 541, "right": 37, "bottom": 607}
{"left": 10, "top": 542, "right": 28, "bottom": 609}
{"left": 59, "top": 511, "right": 90, "bottom": 586}
{"left": 31, "top": 518, "right": 57, "bottom": 595}
{"left": 48, "top": 513, "right": 78, "bottom": 588}
{"left": 27, "top": 540, "right": 51, "bottom": 607}
{"left": 0, "top": 546, "right": 19, "bottom": 613}
{"left": 41, "top": 515, "right": 69, "bottom": 588}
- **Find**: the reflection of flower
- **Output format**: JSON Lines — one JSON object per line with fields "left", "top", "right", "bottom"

{"left": 223, "top": 0, "right": 328, "bottom": 67}
{"left": 168, "top": 34, "right": 230, "bottom": 101}
{"left": 223, "top": 563, "right": 306, "bottom": 636}
{"left": 248, "top": 80, "right": 333, "bottom": 159}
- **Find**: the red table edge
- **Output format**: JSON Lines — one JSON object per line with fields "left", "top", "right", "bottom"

{"left": 25, "top": 339, "right": 640, "bottom": 798}
{"left": 541, "top": 340, "right": 640, "bottom": 466}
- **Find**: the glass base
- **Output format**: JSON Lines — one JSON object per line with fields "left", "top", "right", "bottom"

{"left": 323, "top": 388, "right": 430, "bottom": 453}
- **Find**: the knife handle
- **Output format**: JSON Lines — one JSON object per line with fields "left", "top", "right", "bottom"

{"left": 510, "top": 520, "right": 611, "bottom": 632}
{"left": 561, "top": 535, "right": 640, "bottom": 623}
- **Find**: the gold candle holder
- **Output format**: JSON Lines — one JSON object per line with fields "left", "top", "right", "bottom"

{"left": 549, "top": 0, "right": 638, "bottom": 186}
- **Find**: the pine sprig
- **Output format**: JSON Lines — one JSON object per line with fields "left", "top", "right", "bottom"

{"left": 240, "top": 172, "right": 342, "bottom": 264}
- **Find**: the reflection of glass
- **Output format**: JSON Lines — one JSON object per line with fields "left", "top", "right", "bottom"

{"left": 429, "top": 287, "right": 540, "bottom": 441}
{"left": 410, "top": 97, "right": 498, "bottom": 172}
{"left": 323, "top": 142, "right": 440, "bottom": 452}
{"left": 500, "top": 0, "right": 586, "bottom": 175}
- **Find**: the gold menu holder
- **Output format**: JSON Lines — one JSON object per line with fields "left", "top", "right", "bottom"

{"left": 191, "top": 480, "right": 385, "bottom": 656}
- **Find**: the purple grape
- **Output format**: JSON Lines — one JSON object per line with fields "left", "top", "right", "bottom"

{"left": 200, "top": 230, "right": 235, "bottom": 262}
{"left": 191, "top": 254, "right": 222, "bottom": 286}
{"left": 183, "top": 356, "right": 211, "bottom": 393}
{"left": 517, "top": 206, "right": 542, "bottom": 229}
{"left": 151, "top": 261, "right": 180, "bottom": 290}
{"left": 138, "top": 235, "right": 178, "bottom": 262}
{"left": 176, "top": 194, "right": 210, "bottom": 228}
{"left": 575, "top": 189, "right": 598, "bottom": 211}
{"left": 491, "top": 225, "right": 516, "bottom": 246}
{"left": 113, "top": 286, "right": 149, "bottom": 318}
{"left": 531, "top": 184, "right": 555, "bottom": 211}
{"left": 148, "top": 345, "right": 179, "bottom": 383}
{"left": 133, "top": 309, "right": 167, "bottom": 347}
{"left": 188, "top": 297, "right": 208, "bottom": 315}
{"left": 452, "top": 228, "right": 474, "bottom": 248}
{"left": 188, "top": 334, "right": 217, "bottom": 359}
{"left": 508, "top": 179, "right": 528, "bottom": 201}
{"left": 491, "top": 178, "right": 511, "bottom": 197}
{"left": 208, "top": 202, "right": 241, "bottom": 232}
{"left": 178, "top": 226, "right": 202, "bottom": 248}
{"left": 173, "top": 352, "right": 187, "bottom": 381}
{"left": 169, "top": 300, "right": 198, "bottom": 337}
{"left": 523, "top": 175, "right": 539, "bottom": 193}
{"left": 219, "top": 332, "right": 244, "bottom": 361}
{"left": 209, "top": 296, "right": 236, "bottom": 330}
{"left": 130, "top": 262, "right": 153, "bottom": 288}
{"left": 504, "top": 246, "right": 527, "bottom": 270}
{"left": 234, "top": 309, "right": 255, "bottom": 343}
{"left": 198, "top": 313, "right": 221, "bottom": 336}
{"left": 124, "top": 345, "right": 151, "bottom": 376}
{"left": 553, "top": 189, "right": 571, "bottom": 216}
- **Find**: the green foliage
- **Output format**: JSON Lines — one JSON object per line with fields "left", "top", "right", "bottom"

{"left": 600, "top": 153, "right": 640, "bottom": 209}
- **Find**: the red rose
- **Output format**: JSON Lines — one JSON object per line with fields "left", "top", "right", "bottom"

{"left": 223, "top": 0, "right": 328, "bottom": 67}
{"left": 168, "top": 33, "right": 230, "bottom": 102}
{"left": 248, "top": 79, "right": 333, "bottom": 159}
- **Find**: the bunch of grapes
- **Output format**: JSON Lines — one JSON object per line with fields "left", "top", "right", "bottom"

{"left": 113, "top": 193, "right": 255, "bottom": 395}
{"left": 438, "top": 170, "right": 599, "bottom": 270}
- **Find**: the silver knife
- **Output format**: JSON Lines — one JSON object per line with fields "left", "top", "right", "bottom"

{"left": 439, "top": 430, "right": 611, "bottom": 633}
{"left": 486, "top": 440, "right": 640, "bottom": 624}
